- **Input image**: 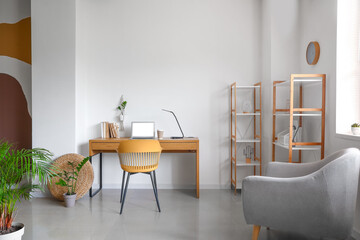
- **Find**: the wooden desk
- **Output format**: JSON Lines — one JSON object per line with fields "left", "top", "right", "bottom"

{"left": 89, "top": 137, "right": 200, "bottom": 198}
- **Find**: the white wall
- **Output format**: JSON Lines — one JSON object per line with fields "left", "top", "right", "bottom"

{"left": 76, "top": 0, "right": 262, "bottom": 189}
{"left": 32, "top": 0, "right": 76, "bottom": 155}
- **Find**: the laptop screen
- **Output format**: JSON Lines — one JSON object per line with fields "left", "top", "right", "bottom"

{"left": 131, "top": 122, "right": 155, "bottom": 139}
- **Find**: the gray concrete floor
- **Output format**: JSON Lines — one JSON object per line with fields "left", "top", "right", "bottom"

{"left": 17, "top": 189, "right": 353, "bottom": 240}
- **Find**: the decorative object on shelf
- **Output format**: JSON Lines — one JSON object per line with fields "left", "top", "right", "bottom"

{"left": 276, "top": 121, "right": 301, "bottom": 146}
{"left": 351, "top": 123, "right": 360, "bottom": 135}
{"left": 0, "top": 141, "right": 54, "bottom": 240}
{"left": 306, "top": 41, "right": 320, "bottom": 65}
{"left": 242, "top": 100, "right": 252, "bottom": 113}
{"left": 243, "top": 145, "right": 253, "bottom": 163}
{"left": 48, "top": 154, "right": 93, "bottom": 204}
{"left": 117, "top": 95, "right": 127, "bottom": 131}
{"left": 230, "top": 82, "right": 262, "bottom": 194}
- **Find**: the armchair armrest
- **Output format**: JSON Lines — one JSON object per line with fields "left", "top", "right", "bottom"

{"left": 242, "top": 175, "right": 330, "bottom": 230}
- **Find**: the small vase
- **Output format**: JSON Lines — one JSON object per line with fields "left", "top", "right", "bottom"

{"left": 351, "top": 127, "right": 360, "bottom": 135}
{"left": 119, "top": 113, "right": 125, "bottom": 131}
{"left": 63, "top": 193, "right": 77, "bottom": 207}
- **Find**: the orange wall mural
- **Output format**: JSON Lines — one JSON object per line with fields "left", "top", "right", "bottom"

{"left": 0, "top": 6, "right": 32, "bottom": 149}
{"left": 0, "top": 18, "right": 31, "bottom": 64}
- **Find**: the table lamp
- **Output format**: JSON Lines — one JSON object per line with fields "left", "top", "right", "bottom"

{"left": 162, "top": 109, "right": 184, "bottom": 139}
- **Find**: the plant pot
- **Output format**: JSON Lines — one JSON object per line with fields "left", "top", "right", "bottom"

{"left": 351, "top": 127, "right": 360, "bottom": 135}
{"left": 63, "top": 193, "right": 77, "bottom": 208}
{"left": 0, "top": 223, "right": 24, "bottom": 240}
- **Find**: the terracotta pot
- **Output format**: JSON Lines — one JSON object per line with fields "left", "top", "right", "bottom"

{"left": 63, "top": 193, "right": 77, "bottom": 208}
{"left": 0, "top": 223, "right": 24, "bottom": 240}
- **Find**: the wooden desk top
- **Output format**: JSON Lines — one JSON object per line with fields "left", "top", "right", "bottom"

{"left": 89, "top": 137, "right": 199, "bottom": 155}
{"left": 89, "top": 137, "right": 199, "bottom": 142}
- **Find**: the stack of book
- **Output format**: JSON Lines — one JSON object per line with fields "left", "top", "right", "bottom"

{"left": 101, "top": 122, "right": 120, "bottom": 138}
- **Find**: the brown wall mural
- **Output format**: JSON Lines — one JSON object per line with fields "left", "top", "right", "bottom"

{"left": 0, "top": 17, "right": 31, "bottom": 64}
{"left": 0, "top": 73, "right": 32, "bottom": 149}
{"left": 0, "top": 1, "right": 31, "bottom": 149}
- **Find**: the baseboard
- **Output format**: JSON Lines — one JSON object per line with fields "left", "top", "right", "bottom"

{"left": 31, "top": 184, "right": 229, "bottom": 198}
{"left": 92, "top": 183, "right": 228, "bottom": 189}
{"left": 352, "top": 229, "right": 360, "bottom": 240}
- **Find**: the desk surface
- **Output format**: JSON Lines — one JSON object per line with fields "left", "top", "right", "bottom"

{"left": 90, "top": 137, "right": 199, "bottom": 142}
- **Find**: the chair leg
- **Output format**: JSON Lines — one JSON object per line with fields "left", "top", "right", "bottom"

{"left": 120, "top": 171, "right": 126, "bottom": 203}
{"left": 252, "top": 225, "right": 261, "bottom": 240}
{"left": 150, "top": 171, "right": 161, "bottom": 212}
{"left": 120, "top": 172, "right": 131, "bottom": 214}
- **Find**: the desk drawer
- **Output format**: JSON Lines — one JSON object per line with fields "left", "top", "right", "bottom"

{"left": 160, "top": 142, "right": 197, "bottom": 151}
{"left": 91, "top": 142, "right": 119, "bottom": 151}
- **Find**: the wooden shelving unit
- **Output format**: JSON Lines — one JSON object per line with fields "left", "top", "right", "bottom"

{"left": 231, "top": 82, "right": 262, "bottom": 194}
{"left": 272, "top": 74, "right": 326, "bottom": 163}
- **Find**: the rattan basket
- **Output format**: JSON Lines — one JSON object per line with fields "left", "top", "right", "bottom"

{"left": 48, "top": 153, "right": 94, "bottom": 201}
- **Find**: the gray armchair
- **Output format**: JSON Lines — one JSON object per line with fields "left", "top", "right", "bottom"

{"left": 242, "top": 148, "right": 360, "bottom": 240}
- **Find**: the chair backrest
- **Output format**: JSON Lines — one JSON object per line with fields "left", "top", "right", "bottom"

{"left": 117, "top": 140, "right": 162, "bottom": 173}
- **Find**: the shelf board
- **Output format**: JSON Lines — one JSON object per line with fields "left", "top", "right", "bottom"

{"left": 273, "top": 142, "right": 321, "bottom": 151}
{"left": 236, "top": 162, "right": 260, "bottom": 167}
{"left": 274, "top": 78, "right": 323, "bottom": 87}
{"left": 233, "top": 85, "right": 260, "bottom": 89}
{"left": 233, "top": 112, "right": 261, "bottom": 116}
{"left": 236, "top": 139, "right": 260, "bottom": 143}
{"left": 274, "top": 113, "right": 321, "bottom": 117}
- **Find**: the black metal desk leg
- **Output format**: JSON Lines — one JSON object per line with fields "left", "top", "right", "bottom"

{"left": 89, "top": 153, "right": 103, "bottom": 197}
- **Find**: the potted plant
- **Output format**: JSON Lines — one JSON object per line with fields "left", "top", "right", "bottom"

{"left": 0, "top": 140, "right": 54, "bottom": 240}
{"left": 55, "top": 157, "right": 89, "bottom": 207}
{"left": 351, "top": 123, "right": 360, "bottom": 135}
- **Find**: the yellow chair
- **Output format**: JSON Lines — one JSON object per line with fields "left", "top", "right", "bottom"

{"left": 117, "top": 139, "right": 162, "bottom": 214}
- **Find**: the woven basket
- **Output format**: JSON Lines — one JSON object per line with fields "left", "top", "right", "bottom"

{"left": 48, "top": 153, "right": 94, "bottom": 201}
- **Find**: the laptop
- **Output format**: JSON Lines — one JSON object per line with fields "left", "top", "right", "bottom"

{"left": 130, "top": 122, "right": 155, "bottom": 139}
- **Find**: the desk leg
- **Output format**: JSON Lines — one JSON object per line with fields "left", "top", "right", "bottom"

{"left": 89, "top": 153, "right": 103, "bottom": 198}
{"left": 196, "top": 147, "right": 199, "bottom": 198}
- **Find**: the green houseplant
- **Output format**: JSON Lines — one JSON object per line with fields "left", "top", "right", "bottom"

{"left": 0, "top": 140, "right": 54, "bottom": 239}
{"left": 55, "top": 157, "right": 89, "bottom": 207}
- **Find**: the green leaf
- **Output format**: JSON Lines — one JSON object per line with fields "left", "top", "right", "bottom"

{"left": 55, "top": 179, "right": 67, "bottom": 187}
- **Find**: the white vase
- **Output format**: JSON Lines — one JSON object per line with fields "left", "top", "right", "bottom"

{"left": 0, "top": 223, "right": 24, "bottom": 240}
{"left": 351, "top": 127, "right": 360, "bottom": 135}
{"left": 119, "top": 113, "right": 125, "bottom": 131}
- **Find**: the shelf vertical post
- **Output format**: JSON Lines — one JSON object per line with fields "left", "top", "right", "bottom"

{"left": 321, "top": 75, "right": 326, "bottom": 159}
{"left": 299, "top": 85, "right": 303, "bottom": 163}
{"left": 230, "top": 84, "right": 233, "bottom": 191}
{"left": 288, "top": 75, "right": 294, "bottom": 163}
{"left": 272, "top": 82, "right": 276, "bottom": 162}
{"left": 253, "top": 85, "right": 256, "bottom": 175}
{"left": 234, "top": 84, "right": 237, "bottom": 194}
{"left": 259, "top": 83, "right": 262, "bottom": 175}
